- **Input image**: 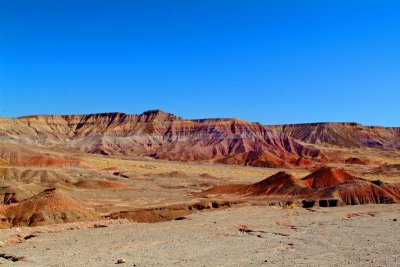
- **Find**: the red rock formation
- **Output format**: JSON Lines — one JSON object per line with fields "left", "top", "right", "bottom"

{"left": 266, "top": 122, "right": 400, "bottom": 149}
{"left": 344, "top": 157, "right": 369, "bottom": 165}
{"left": 199, "top": 167, "right": 400, "bottom": 206}
{"left": 0, "top": 110, "right": 326, "bottom": 168}
{"left": 0, "top": 189, "right": 99, "bottom": 228}
{"left": 318, "top": 180, "right": 398, "bottom": 205}
{"left": 200, "top": 171, "right": 310, "bottom": 197}
{"left": 302, "top": 167, "right": 357, "bottom": 188}
{"left": 241, "top": 172, "right": 311, "bottom": 196}
{"left": 1, "top": 110, "right": 398, "bottom": 167}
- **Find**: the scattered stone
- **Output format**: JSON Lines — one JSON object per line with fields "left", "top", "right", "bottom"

{"left": 0, "top": 253, "right": 26, "bottom": 262}
{"left": 393, "top": 218, "right": 397, "bottom": 221}
{"left": 24, "top": 234, "right": 36, "bottom": 240}
{"left": 116, "top": 259, "right": 126, "bottom": 264}
{"left": 238, "top": 226, "right": 253, "bottom": 233}
{"left": 94, "top": 224, "right": 108, "bottom": 228}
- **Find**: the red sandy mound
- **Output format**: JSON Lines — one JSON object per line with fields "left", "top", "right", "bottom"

{"left": 0, "top": 189, "right": 99, "bottom": 228}
{"left": 24, "top": 156, "right": 80, "bottom": 167}
{"left": 217, "top": 151, "right": 289, "bottom": 168}
{"left": 199, "top": 172, "right": 311, "bottom": 197}
{"left": 344, "top": 157, "right": 369, "bottom": 165}
{"left": 199, "top": 167, "right": 400, "bottom": 206}
{"left": 302, "top": 168, "right": 400, "bottom": 205}
{"left": 304, "top": 168, "right": 400, "bottom": 205}
{"left": 74, "top": 180, "right": 135, "bottom": 190}
{"left": 242, "top": 172, "right": 310, "bottom": 196}
{"left": 292, "top": 157, "right": 314, "bottom": 167}
{"left": 302, "top": 167, "right": 357, "bottom": 188}
{"left": 317, "top": 180, "right": 399, "bottom": 205}
{"left": 197, "top": 184, "right": 247, "bottom": 196}
{"left": 377, "top": 182, "right": 400, "bottom": 199}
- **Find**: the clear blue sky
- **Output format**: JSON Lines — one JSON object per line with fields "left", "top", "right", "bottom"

{"left": 1, "top": 1, "right": 399, "bottom": 126}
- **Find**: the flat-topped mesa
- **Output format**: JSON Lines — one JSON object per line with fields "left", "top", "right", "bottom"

{"left": 278, "top": 122, "right": 400, "bottom": 133}
{"left": 17, "top": 112, "right": 129, "bottom": 126}
{"left": 15, "top": 112, "right": 134, "bottom": 138}
{"left": 14, "top": 110, "right": 184, "bottom": 137}
{"left": 266, "top": 122, "right": 400, "bottom": 149}
{"left": 63, "top": 112, "right": 128, "bottom": 122}
{"left": 191, "top": 118, "right": 246, "bottom": 123}
{"left": 17, "top": 110, "right": 182, "bottom": 124}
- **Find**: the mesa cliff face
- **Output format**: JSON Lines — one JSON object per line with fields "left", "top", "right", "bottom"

{"left": 0, "top": 110, "right": 325, "bottom": 167}
{"left": 0, "top": 109, "right": 398, "bottom": 168}
{"left": 266, "top": 122, "right": 400, "bottom": 149}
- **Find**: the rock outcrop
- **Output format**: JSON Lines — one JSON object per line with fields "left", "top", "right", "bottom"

{"left": 0, "top": 110, "right": 326, "bottom": 168}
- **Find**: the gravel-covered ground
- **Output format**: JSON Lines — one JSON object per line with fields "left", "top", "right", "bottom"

{"left": 1, "top": 204, "right": 399, "bottom": 267}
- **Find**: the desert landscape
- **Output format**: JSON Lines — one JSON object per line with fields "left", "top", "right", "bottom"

{"left": 0, "top": 110, "right": 399, "bottom": 265}
{"left": 2, "top": 1, "right": 400, "bottom": 265}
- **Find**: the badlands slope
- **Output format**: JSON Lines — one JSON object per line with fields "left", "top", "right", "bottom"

{"left": 0, "top": 110, "right": 399, "bottom": 228}
{"left": 266, "top": 122, "right": 400, "bottom": 149}
{"left": 1, "top": 109, "right": 399, "bottom": 167}
{"left": 0, "top": 110, "right": 327, "bottom": 168}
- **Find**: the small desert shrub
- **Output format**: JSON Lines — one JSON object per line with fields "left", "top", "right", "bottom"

{"left": 283, "top": 201, "right": 295, "bottom": 209}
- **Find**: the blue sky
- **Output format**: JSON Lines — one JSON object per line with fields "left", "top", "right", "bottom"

{"left": 1, "top": 1, "right": 399, "bottom": 126}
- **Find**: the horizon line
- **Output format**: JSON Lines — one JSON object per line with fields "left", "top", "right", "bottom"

{"left": 3, "top": 109, "right": 398, "bottom": 128}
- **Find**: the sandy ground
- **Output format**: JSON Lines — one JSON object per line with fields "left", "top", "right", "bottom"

{"left": 0, "top": 204, "right": 399, "bottom": 267}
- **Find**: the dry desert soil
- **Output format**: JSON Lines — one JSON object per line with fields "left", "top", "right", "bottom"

{"left": 0, "top": 204, "right": 399, "bottom": 266}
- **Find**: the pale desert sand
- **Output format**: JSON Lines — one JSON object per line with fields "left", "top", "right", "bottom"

{"left": 0, "top": 204, "right": 399, "bottom": 267}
